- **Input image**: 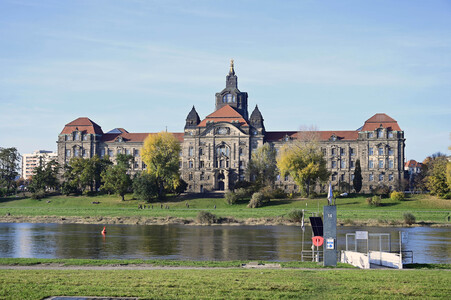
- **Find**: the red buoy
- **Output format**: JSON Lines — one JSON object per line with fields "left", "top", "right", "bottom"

{"left": 101, "top": 226, "right": 106, "bottom": 235}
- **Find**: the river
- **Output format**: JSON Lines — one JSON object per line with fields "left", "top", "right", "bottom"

{"left": 0, "top": 223, "right": 449, "bottom": 264}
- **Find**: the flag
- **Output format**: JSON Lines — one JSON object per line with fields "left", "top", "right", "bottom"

{"left": 301, "top": 209, "right": 305, "bottom": 232}
{"left": 327, "top": 182, "right": 333, "bottom": 205}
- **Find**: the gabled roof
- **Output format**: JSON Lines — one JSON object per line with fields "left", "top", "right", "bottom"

{"left": 198, "top": 105, "right": 248, "bottom": 127}
{"left": 405, "top": 160, "right": 422, "bottom": 168}
{"left": 102, "top": 132, "right": 184, "bottom": 143}
{"left": 361, "top": 113, "right": 401, "bottom": 131}
{"left": 60, "top": 117, "right": 103, "bottom": 135}
{"left": 266, "top": 130, "right": 359, "bottom": 142}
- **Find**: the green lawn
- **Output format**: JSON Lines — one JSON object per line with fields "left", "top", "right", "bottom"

{"left": 0, "top": 268, "right": 450, "bottom": 299}
{"left": 1, "top": 193, "right": 450, "bottom": 224}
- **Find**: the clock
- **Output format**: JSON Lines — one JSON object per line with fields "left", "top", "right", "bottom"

{"left": 218, "top": 127, "right": 228, "bottom": 135}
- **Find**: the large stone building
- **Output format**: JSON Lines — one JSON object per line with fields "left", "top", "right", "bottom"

{"left": 57, "top": 61, "right": 405, "bottom": 193}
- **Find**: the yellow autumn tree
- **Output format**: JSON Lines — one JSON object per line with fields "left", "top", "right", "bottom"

{"left": 277, "top": 140, "right": 329, "bottom": 197}
{"left": 141, "top": 132, "right": 182, "bottom": 198}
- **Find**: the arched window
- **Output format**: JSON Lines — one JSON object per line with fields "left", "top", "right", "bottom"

{"left": 216, "top": 145, "right": 230, "bottom": 157}
{"left": 222, "top": 93, "right": 235, "bottom": 103}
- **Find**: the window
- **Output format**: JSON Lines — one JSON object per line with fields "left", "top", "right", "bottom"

{"left": 388, "top": 148, "right": 394, "bottom": 155}
{"left": 277, "top": 174, "right": 281, "bottom": 181}
{"left": 199, "top": 161, "right": 204, "bottom": 168}
{"left": 134, "top": 149, "right": 139, "bottom": 157}
{"left": 389, "top": 159, "right": 394, "bottom": 169}
{"left": 332, "top": 174, "right": 337, "bottom": 181}
{"left": 379, "top": 174, "right": 384, "bottom": 181}
{"left": 369, "top": 148, "right": 374, "bottom": 155}
{"left": 200, "top": 172, "right": 204, "bottom": 180}
{"left": 332, "top": 161, "right": 337, "bottom": 168}
{"left": 65, "top": 135, "right": 69, "bottom": 141}
{"left": 82, "top": 149, "right": 87, "bottom": 157}
{"left": 189, "top": 173, "right": 193, "bottom": 180}
{"left": 388, "top": 131, "right": 394, "bottom": 138}
{"left": 125, "top": 149, "right": 131, "bottom": 155}
{"left": 74, "top": 132, "right": 80, "bottom": 140}
{"left": 350, "top": 161, "right": 355, "bottom": 168}
{"left": 331, "top": 148, "right": 336, "bottom": 156}
{"left": 189, "top": 161, "right": 193, "bottom": 168}
{"left": 222, "top": 93, "right": 235, "bottom": 103}
{"left": 74, "top": 149, "right": 79, "bottom": 157}
{"left": 134, "top": 162, "right": 139, "bottom": 169}
{"left": 369, "top": 174, "right": 374, "bottom": 181}
{"left": 83, "top": 134, "right": 88, "bottom": 141}
{"left": 108, "top": 149, "right": 113, "bottom": 157}
{"left": 239, "top": 148, "right": 243, "bottom": 156}
{"left": 216, "top": 145, "right": 230, "bottom": 157}
{"left": 199, "top": 148, "right": 203, "bottom": 156}
{"left": 377, "top": 129, "right": 384, "bottom": 138}
{"left": 117, "top": 149, "right": 122, "bottom": 155}
{"left": 66, "top": 149, "right": 71, "bottom": 157}
{"left": 369, "top": 160, "right": 374, "bottom": 168}
{"left": 378, "top": 160, "right": 384, "bottom": 168}
{"left": 188, "top": 147, "right": 193, "bottom": 157}
{"left": 350, "top": 148, "right": 355, "bottom": 156}
{"left": 389, "top": 174, "right": 394, "bottom": 181}
{"left": 284, "top": 175, "right": 289, "bottom": 181}
{"left": 340, "top": 174, "right": 345, "bottom": 181}
{"left": 322, "top": 148, "right": 326, "bottom": 155}
{"left": 368, "top": 132, "right": 374, "bottom": 138}
{"left": 100, "top": 149, "right": 105, "bottom": 157}
{"left": 340, "top": 148, "right": 345, "bottom": 156}
{"left": 340, "top": 160, "right": 346, "bottom": 169}
{"left": 351, "top": 174, "right": 355, "bottom": 180}
{"left": 378, "top": 147, "right": 384, "bottom": 155}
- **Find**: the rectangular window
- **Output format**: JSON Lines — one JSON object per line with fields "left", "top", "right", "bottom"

{"left": 332, "top": 174, "right": 337, "bottom": 181}
{"left": 351, "top": 174, "right": 355, "bottom": 180}
{"left": 108, "top": 149, "right": 113, "bottom": 157}
{"left": 82, "top": 149, "right": 87, "bottom": 157}
{"left": 379, "top": 174, "right": 384, "bottom": 181}
{"left": 332, "top": 161, "right": 337, "bottom": 168}
{"left": 389, "top": 160, "right": 394, "bottom": 169}
{"left": 83, "top": 134, "right": 88, "bottom": 141}
{"left": 379, "top": 160, "right": 384, "bottom": 168}
{"left": 239, "top": 148, "right": 243, "bottom": 156}
{"left": 350, "top": 161, "right": 355, "bottom": 168}
{"left": 200, "top": 173, "right": 204, "bottom": 180}
{"left": 125, "top": 149, "right": 131, "bottom": 155}
{"left": 389, "top": 174, "right": 394, "bottom": 181}
{"left": 388, "top": 148, "right": 394, "bottom": 155}
{"left": 369, "top": 160, "right": 374, "bottom": 168}
{"left": 377, "top": 130, "right": 384, "bottom": 138}
{"left": 331, "top": 148, "right": 336, "bottom": 156}
{"left": 189, "top": 161, "right": 193, "bottom": 168}
{"left": 74, "top": 149, "right": 79, "bottom": 157}
{"left": 340, "top": 160, "right": 346, "bottom": 168}
{"left": 100, "top": 149, "right": 105, "bottom": 157}
{"left": 189, "top": 173, "right": 193, "bottom": 180}
{"left": 117, "top": 149, "right": 122, "bottom": 155}
{"left": 134, "top": 149, "right": 139, "bottom": 157}
{"left": 378, "top": 148, "right": 384, "bottom": 155}
{"left": 350, "top": 148, "right": 355, "bottom": 156}
{"left": 340, "top": 174, "right": 345, "bottom": 181}
{"left": 369, "top": 148, "right": 374, "bottom": 155}
{"left": 368, "top": 132, "right": 374, "bottom": 138}
{"left": 340, "top": 148, "right": 345, "bottom": 156}
{"left": 188, "top": 147, "right": 193, "bottom": 157}
{"left": 284, "top": 175, "right": 289, "bottom": 181}
{"left": 369, "top": 174, "right": 374, "bottom": 181}
{"left": 388, "top": 131, "right": 394, "bottom": 138}
{"left": 199, "top": 148, "right": 203, "bottom": 156}
{"left": 66, "top": 149, "right": 71, "bottom": 157}
{"left": 200, "top": 161, "right": 204, "bottom": 168}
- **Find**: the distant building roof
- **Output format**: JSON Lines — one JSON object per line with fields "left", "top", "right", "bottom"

{"left": 361, "top": 113, "right": 401, "bottom": 131}
{"left": 60, "top": 117, "right": 104, "bottom": 135}
{"left": 198, "top": 105, "right": 249, "bottom": 127}
{"left": 102, "top": 132, "right": 184, "bottom": 143}
{"left": 266, "top": 130, "right": 358, "bottom": 142}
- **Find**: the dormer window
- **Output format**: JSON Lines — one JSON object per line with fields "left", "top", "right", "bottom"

{"left": 74, "top": 132, "right": 80, "bottom": 140}
{"left": 377, "top": 129, "right": 384, "bottom": 138}
{"left": 368, "top": 132, "right": 374, "bottom": 138}
{"left": 83, "top": 134, "right": 88, "bottom": 141}
{"left": 388, "top": 131, "right": 394, "bottom": 138}
{"left": 222, "top": 93, "right": 235, "bottom": 103}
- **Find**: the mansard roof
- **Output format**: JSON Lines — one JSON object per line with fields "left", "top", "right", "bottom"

{"left": 361, "top": 113, "right": 401, "bottom": 131}
{"left": 60, "top": 117, "right": 103, "bottom": 135}
{"left": 102, "top": 132, "right": 184, "bottom": 143}
{"left": 266, "top": 130, "right": 358, "bottom": 142}
{"left": 198, "top": 105, "right": 249, "bottom": 127}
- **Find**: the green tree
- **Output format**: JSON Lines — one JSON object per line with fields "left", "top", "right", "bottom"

{"left": 353, "top": 159, "right": 363, "bottom": 193}
{"left": 28, "top": 159, "right": 59, "bottom": 194}
{"left": 277, "top": 141, "right": 329, "bottom": 197}
{"left": 141, "top": 132, "right": 182, "bottom": 199}
{"left": 246, "top": 143, "right": 278, "bottom": 188}
{"left": 101, "top": 164, "right": 132, "bottom": 201}
{"left": 132, "top": 172, "right": 158, "bottom": 202}
{"left": 0, "top": 147, "right": 21, "bottom": 193}
{"left": 424, "top": 153, "right": 449, "bottom": 198}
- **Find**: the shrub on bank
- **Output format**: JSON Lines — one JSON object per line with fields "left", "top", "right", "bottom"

{"left": 196, "top": 211, "right": 217, "bottom": 224}
{"left": 248, "top": 192, "right": 264, "bottom": 208}
{"left": 224, "top": 191, "right": 238, "bottom": 205}
{"left": 403, "top": 213, "right": 416, "bottom": 225}
{"left": 286, "top": 209, "right": 304, "bottom": 223}
{"left": 31, "top": 190, "right": 46, "bottom": 200}
{"left": 366, "top": 195, "right": 381, "bottom": 207}
{"left": 391, "top": 191, "right": 405, "bottom": 201}
{"left": 234, "top": 188, "right": 251, "bottom": 200}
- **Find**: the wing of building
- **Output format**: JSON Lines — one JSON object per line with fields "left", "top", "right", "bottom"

{"left": 57, "top": 60, "right": 405, "bottom": 193}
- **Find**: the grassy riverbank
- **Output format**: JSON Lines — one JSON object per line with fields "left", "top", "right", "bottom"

{"left": 1, "top": 267, "right": 450, "bottom": 299}
{"left": 1, "top": 193, "right": 450, "bottom": 225}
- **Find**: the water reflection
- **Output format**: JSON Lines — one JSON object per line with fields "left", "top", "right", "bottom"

{"left": 0, "top": 223, "right": 449, "bottom": 263}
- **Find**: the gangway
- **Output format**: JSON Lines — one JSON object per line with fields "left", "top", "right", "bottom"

{"left": 341, "top": 231, "right": 405, "bottom": 269}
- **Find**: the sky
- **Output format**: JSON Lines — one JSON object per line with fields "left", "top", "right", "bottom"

{"left": 0, "top": 0, "right": 450, "bottom": 162}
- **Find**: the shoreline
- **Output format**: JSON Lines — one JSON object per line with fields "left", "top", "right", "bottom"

{"left": 1, "top": 215, "right": 449, "bottom": 227}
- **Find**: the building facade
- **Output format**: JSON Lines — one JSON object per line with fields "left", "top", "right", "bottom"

{"left": 57, "top": 61, "right": 406, "bottom": 193}
{"left": 22, "top": 150, "right": 58, "bottom": 180}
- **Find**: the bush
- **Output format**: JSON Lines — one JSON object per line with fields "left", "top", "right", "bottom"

{"left": 248, "top": 192, "right": 264, "bottom": 208}
{"left": 391, "top": 191, "right": 405, "bottom": 201}
{"left": 224, "top": 191, "right": 238, "bottom": 205}
{"left": 403, "top": 213, "right": 416, "bottom": 225}
{"left": 259, "top": 186, "right": 273, "bottom": 202}
{"left": 233, "top": 180, "right": 252, "bottom": 190}
{"left": 374, "top": 184, "right": 390, "bottom": 198}
{"left": 366, "top": 195, "right": 381, "bottom": 207}
{"left": 286, "top": 209, "right": 304, "bottom": 223}
{"left": 31, "top": 190, "right": 46, "bottom": 200}
{"left": 271, "top": 188, "right": 287, "bottom": 199}
{"left": 332, "top": 191, "right": 341, "bottom": 199}
{"left": 234, "top": 188, "right": 250, "bottom": 200}
{"left": 196, "top": 211, "right": 217, "bottom": 224}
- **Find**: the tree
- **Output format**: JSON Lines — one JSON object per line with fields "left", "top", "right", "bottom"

{"left": 28, "top": 159, "right": 59, "bottom": 194}
{"left": 353, "top": 159, "right": 363, "bottom": 193}
{"left": 101, "top": 164, "right": 132, "bottom": 201}
{"left": 423, "top": 153, "right": 449, "bottom": 198}
{"left": 141, "top": 132, "right": 182, "bottom": 199}
{"left": 133, "top": 172, "right": 159, "bottom": 202}
{"left": 277, "top": 141, "right": 329, "bottom": 197}
{"left": 0, "top": 147, "right": 21, "bottom": 193}
{"left": 246, "top": 143, "right": 278, "bottom": 188}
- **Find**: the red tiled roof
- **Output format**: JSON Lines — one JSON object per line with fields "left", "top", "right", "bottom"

{"left": 405, "top": 160, "right": 422, "bottom": 168}
{"left": 361, "top": 113, "right": 401, "bottom": 131}
{"left": 60, "top": 117, "right": 103, "bottom": 135}
{"left": 266, "top": 130, "right": 358, "bottom": 142}
{"left": 198, "top": 105, "right": 248, "bottom": 127}
{"left": 102, "top": 132, "right": 184, "bottom": 143}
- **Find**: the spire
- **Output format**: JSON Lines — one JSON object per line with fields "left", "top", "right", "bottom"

{"left": 229, "top": 59, "right": 235, "bottom": 75}
{"left": 185, "top": 106, "right": 200, "bottom": 129}
{"left": 250, "top": 105, "right": 265, "bottom": 131}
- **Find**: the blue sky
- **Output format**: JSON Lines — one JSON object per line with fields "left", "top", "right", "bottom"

{"left": 1, "top": 0, "right": 450, "bottom": 161}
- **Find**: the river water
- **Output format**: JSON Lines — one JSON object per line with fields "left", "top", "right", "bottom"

{"left": 0, "top": 223, "right": 449, "bottom": 264}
